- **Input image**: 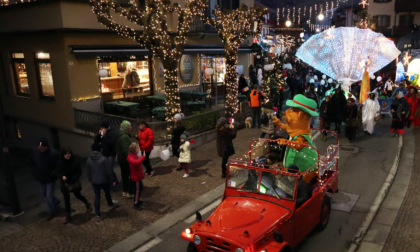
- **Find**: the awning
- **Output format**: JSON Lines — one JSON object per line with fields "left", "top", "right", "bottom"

{"left": 70, "top": 44, "right": 256, "bottom": 57}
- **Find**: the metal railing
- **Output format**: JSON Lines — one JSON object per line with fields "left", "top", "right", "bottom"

{"left": 74, "top": 107, "right": 228, "bottom": 144}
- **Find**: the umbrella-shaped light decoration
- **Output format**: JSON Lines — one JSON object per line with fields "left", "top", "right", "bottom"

{"left": 296, "top": 27, "right": 400, "bottom": 91}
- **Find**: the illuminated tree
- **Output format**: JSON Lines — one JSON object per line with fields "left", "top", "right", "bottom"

{"left": 89, "top": 0, "right": 206, "bottom": 121}
{"left": 206, "top": 4, "right": 266, "bottom": 117}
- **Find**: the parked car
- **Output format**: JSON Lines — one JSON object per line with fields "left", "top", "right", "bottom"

{"left": 181, "top": 130, "right": 339, "bottom": 252}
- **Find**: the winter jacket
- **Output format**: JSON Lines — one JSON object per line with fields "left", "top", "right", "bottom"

{"left": 127, "top": 153, "right": 146, "bottom": 182}
{"left": 249, "top": 89, "right": 263, "bottom": 107}
{"left": 178, "top": 141, "right": 191, "bottom": 163}
{"left": 116, "top": 129, "right": 132, "bottom": 163}
{"left": 261, "top": 107, "right": 274, "bottom": 135}
{"left": 95, "top": 127, "right": 117, "bottom": 157}
{"left": 56, "top": 157, "right": 82, "bottom": 185}
{"left": 171, "top": 124, "right": 186, "bottom": 147}
{"left": 216, "top": 124, "right": 237, "bottom": 158}
{"left": 29, "top": 148, "right": 59, "bottom": 183}
{"left": 86, "top": 151, "right": 114, "bottom": 185}
{"left": 138, "top": 127, "right": 154, "bottom": 152}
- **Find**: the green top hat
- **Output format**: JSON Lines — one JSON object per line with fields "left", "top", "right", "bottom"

{"left": 286, "top": 94, "right": 319, "bottom": 117}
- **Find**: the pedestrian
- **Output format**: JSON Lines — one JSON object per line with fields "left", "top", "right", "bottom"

{"left": 319, "top": 95, "right": 332, "bottom": 141}
{"left": 137, "top": 121, "right": 155, "bottom": 177}
{"left": 330, "top": 87, "right": 347, "bottom": 133}
{"left": 171, "top": 113, "right": 186, "bottom": 170}
{"left": 260, "top": 102, "right": 275, "bottom": 138}
{"left": 29, "top": 138, "right": 60, "bottom": 220}
{"left": 405, "top": 86, "right": 418, "bottom": 127}
{"left": 238, "top": 74, "right": 250, "bottom": 95}
{"left": 249, "top": 85, "right": 264, "bottom": 128}
{"left": 178, "top": 134, "right": 191, "bottom": 178}
{"left": 384, "top": 77, "right": 394, "bottom": 98}
{"left": 391, "top": 83, "right": 407, "bottom": 99}
{"left": 127, "top": 143, "right": 146, "bottom": 210}
{"left": 249, "top": 65, "right": 258, "bottom": 86}
{"left": 216, "top": 117, "right": 237, "bottom": 178}
{"left": 86, "top": 142, "right": 119, "bottom": 221}
{"left": 344, "top": 98, "right": 358, "bottom": 143}
{"left": 305, "top": 84, "right": 319, "bottom": 128}
{"left": 362, "top": 92, "right": 381, "bottom": 135}
{"left": 116, "top": 120, "right": 134, "bottom": 198}
{"left": 57, "top": 148, "right": 92, "bottom": 224}
{"left": 95, "top": 120, "right": 118, "bottom": 190}
{"left": 391, "top": 91, "right": 409, "bottom": 136}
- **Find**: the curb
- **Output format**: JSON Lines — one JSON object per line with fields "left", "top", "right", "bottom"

{"left": 105, "top": 184, "right": 225, "bottom": 252}
{"left": 348, "top": 134, "right": 404, "bottom": 252}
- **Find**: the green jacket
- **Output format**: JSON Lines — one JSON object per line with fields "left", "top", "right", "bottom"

{"left": 284, "top": 134, "right": 318, "bottom": 172}
{"left": 115, "top": 129, "right": 132, "bottom": 162}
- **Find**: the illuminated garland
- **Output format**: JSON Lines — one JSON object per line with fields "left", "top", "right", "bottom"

{"left": 206, "top": 4, "right": 266, "bottom": 118}
{"left": 89, "top": 0, "right": 206, "bottom": 121}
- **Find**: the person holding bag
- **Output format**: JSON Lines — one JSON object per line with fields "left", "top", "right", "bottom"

{"left": 216, "top": 117, "right": 237, "bottom": 178}
{"left": 57, "top": 148, "right": 92, "bottom": 224}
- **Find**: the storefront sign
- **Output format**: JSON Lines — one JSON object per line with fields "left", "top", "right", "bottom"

{"left": 180, "top": 55, "right": 194, "bottom": 84}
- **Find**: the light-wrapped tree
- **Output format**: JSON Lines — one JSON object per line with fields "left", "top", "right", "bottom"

{"left": 206, "top": 4, "right": 266, "bottom": 117}
{"left": 89, "top": 0, "right": 206, "bottom": 121}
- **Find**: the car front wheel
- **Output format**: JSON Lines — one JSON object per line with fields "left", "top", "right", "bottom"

{"left": 187, "top": 242, "right": 198, "bottom": 252}
{"left": 317, "top": 196, "right": 331, "bottom": 231}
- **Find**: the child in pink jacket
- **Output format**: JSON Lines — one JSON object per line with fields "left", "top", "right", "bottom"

{"left": 127, "top": 143, "right": 146, "bottom": 209}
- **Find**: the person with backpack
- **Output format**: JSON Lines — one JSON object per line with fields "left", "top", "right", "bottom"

{"left": 248, "top": 85, "right": 265, "bottom": 129}
{"left": 260, "top": 102, "right": 275, "bottom": 138}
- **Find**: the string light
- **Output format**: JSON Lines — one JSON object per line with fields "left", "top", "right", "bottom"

{"left": 359, "top": 0, "right": 369, "bottom": 9}
{"left": 89, "top": 0, "right": 207, "bottom": 121}
{"left": 206, "top": 5, "right": 266, "bottom": 117}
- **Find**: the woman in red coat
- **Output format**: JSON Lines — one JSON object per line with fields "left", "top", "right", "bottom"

{"left": 405, "top": 86, "right": 418, "bottom": 127}
{"left": 137, "top": 121, "right": 155, "bottom": 177}
{"left": 127, "top": 143, "right": 146, "bottom": 210}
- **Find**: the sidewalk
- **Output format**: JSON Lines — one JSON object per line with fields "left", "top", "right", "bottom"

{"left": 0, "top": 127, "right": 265, "bottom": 252}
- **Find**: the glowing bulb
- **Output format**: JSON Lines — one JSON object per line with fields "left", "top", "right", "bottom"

{"left": 318, "top": 13, "right": 325, "bottom": 21}
{"left": 285, "top": 20, "right": 292, "bottom": 27}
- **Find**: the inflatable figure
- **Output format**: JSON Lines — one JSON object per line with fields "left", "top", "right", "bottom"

{"left": 273, "top": 94, "right": 319, "bottom": 183}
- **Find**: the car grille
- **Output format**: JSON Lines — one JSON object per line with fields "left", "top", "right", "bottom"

{"left": 202, "top": 236, "right": 231, "bottom": 251}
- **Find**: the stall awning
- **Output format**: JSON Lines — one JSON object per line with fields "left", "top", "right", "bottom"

{"left": 70, "top": 44, "right": 255, "bottom": 57}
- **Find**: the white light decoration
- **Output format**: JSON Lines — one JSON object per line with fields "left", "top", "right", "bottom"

{"left": 204, "top": 67, "right": 214, "bottom": 76}
{"left": 320, "top": 80, "right": 326, "bottom": 85}
{"left": 296, "top": 27, "right": 401, "bottom": 91}
{"left": 309, "top": 78, "right": 315, "bottom": 83}
{"left": 285, "top": 20, "right": 292, "bottom": 27}
{"left": 403, "top": 51, "right": 412, "bottom": 66}
{"left": 359, "top": 0, "right": 369, "bottom": 8}
{"left": 328, "top": 78, "right": 333, "bottom": 83}
{"left": 376, "top": 76, "right": 382, "bottom": 82}
{"left": 322, "top": 74, "right": 326, "bottom": 79}
{"left": 318, "top": 13, "right": 325, "bottom": 21}
{"left": 300, "top": 32, "right": 305, "bottom": 38}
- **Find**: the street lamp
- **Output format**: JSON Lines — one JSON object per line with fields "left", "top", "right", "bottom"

{"left": 318, "top": 13, "right": 325, "bottom": 21}
{"left": 204, "top": 66, "right": 217, "bottom": 108}
{"left": 285, "top": 20, "right": 292, "bottom": 27}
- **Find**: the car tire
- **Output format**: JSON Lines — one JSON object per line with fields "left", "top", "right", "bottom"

{"left": 317, "top": 196, "right": 331, "bottom": 231}
{"left": 187, "top": 242, "right": 198, "bottom": 252}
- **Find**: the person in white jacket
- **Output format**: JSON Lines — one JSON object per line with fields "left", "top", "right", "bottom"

{"left": 384, "top": 77, "right": 393, "bottom": 97}
{"left": 178, "top": 134, "right": 191, "bottom": 178}
{"left": 362, "top": 91, "right": 381, "bottom": 135}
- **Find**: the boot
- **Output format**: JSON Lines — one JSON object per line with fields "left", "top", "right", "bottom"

{"left": 64, "top": 214, "right": 71, "bottom": 224}
{"left": 85, "top": 202, "right": 93, "bottom": 213}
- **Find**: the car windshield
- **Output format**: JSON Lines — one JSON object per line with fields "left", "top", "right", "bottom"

{"left": 228, "top": 166, "right": 297, "bottom": 200}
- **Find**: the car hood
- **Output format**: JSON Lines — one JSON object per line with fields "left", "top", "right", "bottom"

{"left": 196, "top": 196, "right": 292, "bottom": 243}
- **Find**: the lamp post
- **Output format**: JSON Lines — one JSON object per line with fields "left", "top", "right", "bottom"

{"left": 205, "top": 66, "right": 216, "bottom": 108}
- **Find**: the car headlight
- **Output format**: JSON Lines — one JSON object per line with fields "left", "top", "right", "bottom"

{"left": 193, "top": 235, "right": 201, "bottom": 245}
{"left": 185, "top": 228, "right": 192, "bottom": 234}
{"left": 235, "top": 249, "right": 244, "bottom": 252}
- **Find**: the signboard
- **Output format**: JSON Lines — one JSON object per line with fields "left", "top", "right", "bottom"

{"left": 179, "top": 55, "right": 194, "bottom": 84}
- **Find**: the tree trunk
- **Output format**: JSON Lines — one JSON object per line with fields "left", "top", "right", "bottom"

{"left": 163, "top": 66, "right": 181, "bottom": 121}
{"left": 224, "top": 50, "right": 239, "bottom": 118}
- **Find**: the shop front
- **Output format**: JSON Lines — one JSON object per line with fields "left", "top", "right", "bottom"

{"left": 201, "top": 56, "right": 226, "bottom": 96}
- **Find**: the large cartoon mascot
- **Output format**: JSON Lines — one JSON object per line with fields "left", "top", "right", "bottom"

{"left": 273, "top": 94, "right": 319, "bottom": 183}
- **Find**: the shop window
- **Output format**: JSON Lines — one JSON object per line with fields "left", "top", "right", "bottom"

{"left": 35, "top": 52, "right": 55, "bottom": 98}
{"left": 399, "top": 15, "right": 413, "bottom": 27}
{"left": 373, "top": 15, "right": 390, "bottom": 28}
{"left": 11, "top": 53, "right": 30, "bottom": 97}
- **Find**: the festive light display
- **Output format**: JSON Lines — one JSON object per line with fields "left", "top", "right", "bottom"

{"left": 356, "top": 17, "right": 376, "bottom": 30}
{"left": 89, "top": 0, "right": 206, "bottom": 121}
{"left": 296, "top": 27, "right": 400, "bottom": 91}
{"left": 403, "top": 51, "right": 412, "bottom": 66}
{"left": 359, "top": 0, "right": 368, "bottom": 9}
{"left": 206, "top": 4, "right": 266, "bottom": 117}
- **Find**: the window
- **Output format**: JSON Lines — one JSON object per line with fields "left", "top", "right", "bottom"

{"left": 373, "top": 15, "right": 391, "bottom": 27}
{"left": 35, "top": 52, "right": 55, "bottom": 98}
{"left": 208, "top": 0, "right": 239, "bottom": 16}
{"left": 11, "top": 53, "right": 30, "bottom": 96}
{"left": 399, "top": 15, "right": 413, "bottom": 27}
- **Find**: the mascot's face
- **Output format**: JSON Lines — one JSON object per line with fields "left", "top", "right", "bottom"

{"left": 284, "top": 107, "right": 309, "bottom": 129}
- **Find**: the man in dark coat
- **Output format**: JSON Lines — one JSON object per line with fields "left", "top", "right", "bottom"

{"left": 216, "top": 117, "right": 237, "bottom": 178}
{"left": 95, "top": 121, "right": 118, "bottom": 188}
{"left": 330, "top": 87, "right": 347, "bottom": 133}
{"left": 29, "top": 138, "right": 60, "bottom": 220}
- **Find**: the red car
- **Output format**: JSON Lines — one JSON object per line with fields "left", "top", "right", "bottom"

{"left": 181, "top": 130, "right": 339, "bottom": 252}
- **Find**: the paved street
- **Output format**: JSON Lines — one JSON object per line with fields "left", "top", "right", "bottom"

{"left": 0, "top": 117, "right": 418, "bottom": 252}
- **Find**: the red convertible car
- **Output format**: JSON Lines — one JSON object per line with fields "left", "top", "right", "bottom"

{"left": 181, "top": 130, "right": 339, "bottom": 252}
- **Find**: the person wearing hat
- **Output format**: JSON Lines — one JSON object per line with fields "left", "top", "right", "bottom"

{"left": 29, "top": 138, "right": 60, "bottom": 220}
{"left": 273, "top": 94, "right": 319, "bottom": 183}
{"left": 171, "top": 113, "right": 186, "bottom": 170}
{"left": 216, "top": 117, "right": 237, "bottom": 178}
{"left": 178, "top": 134, "right": 191, "bottom": 178}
